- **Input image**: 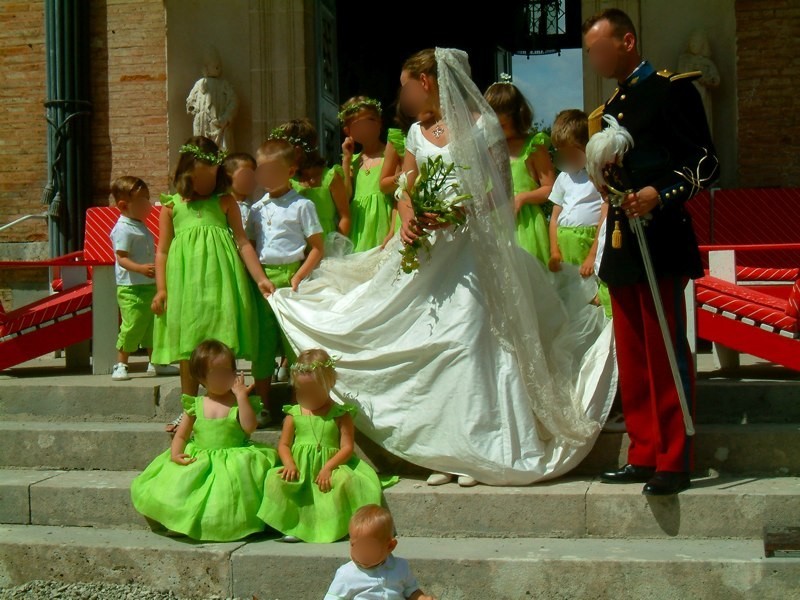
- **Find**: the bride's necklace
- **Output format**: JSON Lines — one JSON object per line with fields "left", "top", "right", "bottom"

{"left": 431, "top": 120, "right": 446, "bottom": 139}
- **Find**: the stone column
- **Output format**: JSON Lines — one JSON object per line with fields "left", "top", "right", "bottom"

{"left": 248, "top": 0, "right": 317, "bottom": 144}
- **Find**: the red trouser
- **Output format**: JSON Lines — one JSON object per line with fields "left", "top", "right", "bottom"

{"left": 609, "top": 276, "right": 695, "bottom": 473}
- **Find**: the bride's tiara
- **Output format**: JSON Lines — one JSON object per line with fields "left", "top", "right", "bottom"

{"left": 492, "top": 73, "right": 514, "bottom": 86}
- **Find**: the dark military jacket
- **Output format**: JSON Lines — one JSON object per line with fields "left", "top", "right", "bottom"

{"left": 591, "top": 60, "right": 720, "bottom": 287}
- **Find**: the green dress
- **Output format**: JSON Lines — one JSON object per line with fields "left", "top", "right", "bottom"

{"left": 387, "top": 128, "right": 406, "bottom": 160}
{"left": 291, "top": 166, "right": 343, "bottom": 236}
{"left": 511, "top": 132, "right": 551, "bottom": 265}
{"left": 349, "top": 152, "right": 394, "bottom": 252}
{"left": 387, "top": 129, "right": 405, "bottom": 234}
{"left": 130, "top": 394, "right": 278, "bottom": 542}
{"left": 152, "top": 194, "right": 259, "bottom": 363}
{"left": 257, "top": 403, "right": 386, "bottom": 543}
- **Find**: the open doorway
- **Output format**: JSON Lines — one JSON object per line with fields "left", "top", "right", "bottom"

{"left": 335, "top": 0, "right": 583, "bottom": 145}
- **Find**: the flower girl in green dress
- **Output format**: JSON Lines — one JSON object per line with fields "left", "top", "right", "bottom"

{"left": 258, "top": 349, "right": 390, "bottom": 543}
{"left": 131, "top": 340, "right": 278, "bottom": 541}
{"left": 484, "top": 79, "right": 555, "bottom": 265}
{"left": 340, "top": 96, "right": 395, "bottom": 253}
{"left": 152, "top": 137, "right": 274, "bottom": 432}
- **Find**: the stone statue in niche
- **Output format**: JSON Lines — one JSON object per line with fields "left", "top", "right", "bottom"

{"left": 186, "top": 46, "right": 238, "bottom": 151}
{"left": 678, "top": 29, "right": 720, "bottom": 134}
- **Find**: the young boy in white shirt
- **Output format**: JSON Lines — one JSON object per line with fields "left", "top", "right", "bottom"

{"left": 247, "top": 137, "right": 324, "bottom": 422}
{"left": 110, "top": 176, "right": 178, "bottom": 380}
{"left": 325, "top": 505, "right": 435, "bottom": 600}
{"left": 547, "top": 109, "right": 612, "bottom": 318}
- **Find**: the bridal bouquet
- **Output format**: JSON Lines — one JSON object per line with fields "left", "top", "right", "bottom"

{"left": 397, "top": 156, "right": 471, "bottom": 274}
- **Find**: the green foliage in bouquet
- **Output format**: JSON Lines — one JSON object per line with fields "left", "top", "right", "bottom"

{"left": 398, "top": 156, "right": 472, "bottom": 274}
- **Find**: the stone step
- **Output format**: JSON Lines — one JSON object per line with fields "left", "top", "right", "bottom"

{"left": 1, "top": 375, "right": 798, "bottom": 423}
{"left": 0, "top": 377, "right": 292, "bottom": 423}
{"left": 695, "top": 378, "right": 800, "bottom": 424}
{"left": 1, "top": 420, "right": 798, "bottom": 477}
{"left": 2, "top": 469, "right": 798, "bottom": 540}
{"left": 1, "top": 524, "right": 798, "bottom": 599}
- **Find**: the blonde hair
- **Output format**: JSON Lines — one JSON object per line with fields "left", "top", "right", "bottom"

{"left": 256, "top": 138, "right": 297, "bottom": 167}
{"left": 290, "top": 348, "right": 337, "bottom": 392}
{"left": 349, "top": 504, "right": 395, "bottom": 540}
{"left": 551, "top": 109, "right": 590, "bottom": 148}
{"left": 110, "top": 176, "right": 148, "bottom": 203}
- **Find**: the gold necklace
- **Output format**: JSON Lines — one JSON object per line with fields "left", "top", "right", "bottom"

{"left": 307, "top": 414, "right": 323, "bottom": 451}
{"left": 361, "top": 155, "right": 381, "bottom": 176}
{"left": 264, "top": 203, "right": 276, "bottom": 226}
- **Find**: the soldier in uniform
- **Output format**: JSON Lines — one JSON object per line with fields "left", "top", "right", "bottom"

{"left": 583, "top": 9, "right": 719, "bottom": 495}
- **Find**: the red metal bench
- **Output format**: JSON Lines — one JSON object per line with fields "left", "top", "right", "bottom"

{"left": 689, "top": 243, "right": 800, "bottom": 372}
{"left": 0, "top": 206, "right": 160, "bottom": 373}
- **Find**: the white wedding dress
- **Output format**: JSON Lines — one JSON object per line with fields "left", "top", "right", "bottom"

{"left": 268, "top": 49, "right": 617, "bottom": 485}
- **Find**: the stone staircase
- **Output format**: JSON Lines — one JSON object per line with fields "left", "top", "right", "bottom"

{"left": 1, "top": 357, "right": 799, "bottom": 599}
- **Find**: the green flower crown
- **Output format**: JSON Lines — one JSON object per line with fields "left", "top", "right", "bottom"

{"left": 268, "top": 128, "right": 316, "bottom": 155}
{"left": 337, "top": 98, "right": 382, "bottom": 123}
{"left": 290, "top": 356, "right": 339, "bottom": 373}
{"left": 179, "top": 144, "right": 228, "bottom": 165}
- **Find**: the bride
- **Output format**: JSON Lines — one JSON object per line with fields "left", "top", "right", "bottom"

{"left": 267, "top": 48, "right": 617, "bottom": 486}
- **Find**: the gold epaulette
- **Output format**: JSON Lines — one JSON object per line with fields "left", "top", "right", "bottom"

{"left": 658, "top": 69, "right": 702, "bottom": 83}
{"left": 588, "top": 104, "right": 605, "bottom": 137}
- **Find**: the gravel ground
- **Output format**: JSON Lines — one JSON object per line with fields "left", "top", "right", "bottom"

{"left": 0, "top": 580, "right": 257, "bottom": 600}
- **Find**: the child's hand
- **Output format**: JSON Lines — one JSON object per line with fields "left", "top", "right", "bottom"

{"left": 342, "top": 136, "right": 355, "bottom": 158}
{"left": 279, "top": 464, "right": 299, "bottom": 481}
{"left": 548, "top": 251, "right": 563, "bottom": 273}
{"left": 514, "top": 194, "right": 526, "bottom": 216}
{"left": 231, "top": 371, "right": 249, "bottom": 397}
{"left": 151, "top": 291, "right": 167, "bottom": 314}
{"left": 315, "top": 467, "right": 333, "bottom": 493}
{"left": 139, "top": 263, "right": 156, "bottom": 278}
{"left": 258, "top": 278, "right": 276, "bottom": 299}
{"left": 579, "top": 254, "right": 595, "bottom": 277}
{"left": 171, "top": 453, "right": 196, "bottom": 466}
{"left": 290, "top": 273, "right": 304, "bottom": 292}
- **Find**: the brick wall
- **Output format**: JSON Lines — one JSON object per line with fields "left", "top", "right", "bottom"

{"left": 0, "top": 1, "right": 48, "bottom": 244}
{"left": 90, "top": 0, "right": 169, "bottom": 205}
{"left": 0, "top": 1, "right": 168, "bottom": 309}
{"left": 736, "top": 0, "right": 800, "bottom": 187}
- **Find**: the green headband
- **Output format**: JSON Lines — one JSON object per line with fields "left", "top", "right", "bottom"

{"left": 290, "top": 356, "right": 338, "bottom": 374}
{"left": 338, "top": 98, "right": 382, "bottom": 124}
{"left": 179, "top": 144, "right": 227, "bottom": 165}
{"left": 268, "top": 128, "right": 316, "bottom": 155}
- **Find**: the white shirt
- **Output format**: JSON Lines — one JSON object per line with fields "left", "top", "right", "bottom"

{"left": 324, "top": 555, "right": 420, "bottom": 600}
{"left": 550, "top": 169, "right": 604, "bottom": 228}
{"left": 237, "top": 200, "right": 251, "bottom": 229}
{"left": 110, "top": 215, "right": 155, "bottom": 286}
{"left": 245, "top": 189, "right": 322, "bottom": 265}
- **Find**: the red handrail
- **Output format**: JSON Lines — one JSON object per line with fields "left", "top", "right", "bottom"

{"left": 698, "top": 243, "right": 800, "bottom": 253}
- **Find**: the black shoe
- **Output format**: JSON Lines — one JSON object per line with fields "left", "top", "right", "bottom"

{"left": 600, "top": 464, "right": 656, "bottom": 484}
{"left": 642, "top": 471, "right": 691, "bottom": 496}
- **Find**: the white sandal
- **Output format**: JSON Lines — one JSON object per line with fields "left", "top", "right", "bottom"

{"left": 165, "top": 413, "right": 183, "bottom": 433}
{"left": 426, "top": 472, "right": 453, "bottom": 486}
